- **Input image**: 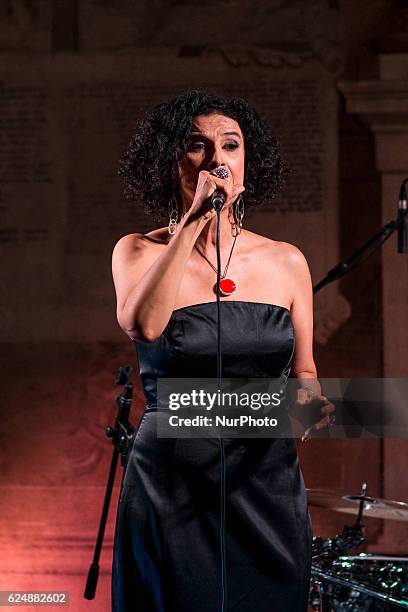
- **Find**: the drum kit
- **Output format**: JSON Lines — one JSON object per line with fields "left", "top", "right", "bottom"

{"left": 308, "top": 483, "right": 408, "bottom": 611}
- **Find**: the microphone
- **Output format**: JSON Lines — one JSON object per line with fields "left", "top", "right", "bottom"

{"left": 210, "top": 167, "right": 229, "bottom": 212}
{"left": 398, "top": 181, "right": 407, "bottom": 253}
{"left": 211, "top": 192, "right": 225, "bottom": 212}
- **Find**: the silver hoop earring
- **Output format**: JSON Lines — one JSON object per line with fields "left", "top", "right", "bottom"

{"left": 168, "top": 198, "right": 179, "bottom": 235}
{"left": 232, "top": 194, "right": 245, "bottom": 236}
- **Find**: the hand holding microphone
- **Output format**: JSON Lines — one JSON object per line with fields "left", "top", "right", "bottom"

{"left": 187, "top": 166, "right": 245, "bottom": 224}
{"left": 209, "top": 167, "right": 231, "bottom": 211}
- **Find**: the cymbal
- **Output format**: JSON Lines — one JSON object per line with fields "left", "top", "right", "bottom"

{"left": 307, "top": 489, "right": 408, "bottom": 521}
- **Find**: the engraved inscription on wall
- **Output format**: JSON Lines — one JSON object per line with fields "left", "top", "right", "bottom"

{"left": 0, "top": 53, "right": 336, "bottom": 341}
{"left": 0, "top": 84, "right": 52, "bottom": 245}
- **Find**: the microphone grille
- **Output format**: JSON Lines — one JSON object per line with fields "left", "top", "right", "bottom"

{"left": 210, "top": 167, "right": 229, "bottom": 180}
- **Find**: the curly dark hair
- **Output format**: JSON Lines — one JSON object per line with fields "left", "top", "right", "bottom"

{"left": 118, "top": 89, "right": 288, "bottom": 223}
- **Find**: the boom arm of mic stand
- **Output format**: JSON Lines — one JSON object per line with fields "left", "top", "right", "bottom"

{"left": 84, "top": 366, "right": 136, "bottom": 600}
{"left": 313, "top": 220, "right": 397, "bottom": 294}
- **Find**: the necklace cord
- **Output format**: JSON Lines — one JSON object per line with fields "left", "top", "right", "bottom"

{"left": 194, "top": 234, "right": 238, "bottom": 279}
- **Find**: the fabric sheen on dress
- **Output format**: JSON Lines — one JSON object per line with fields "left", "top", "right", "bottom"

{"left": 112, "top": 301, "right": 312, "bottom": 612}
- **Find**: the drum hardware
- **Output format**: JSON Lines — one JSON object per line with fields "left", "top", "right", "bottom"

{"left": 311, "top": 484, "right": 367, "bottom": 561}
{"left": 311, "top": 563, "right": 408, "bottom": 610}
{"left": 312, "top": 523, "right": 366, "bottom": 560}
{"left": 307, "top": 485, "right": 408, "bottom": 523}
{"left": 308, "top": 483, "right": 408, "bottom": 610}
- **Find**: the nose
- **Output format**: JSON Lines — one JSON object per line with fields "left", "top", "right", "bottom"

{"left": 207, "top": 144, "right": 226, "bottom": 171}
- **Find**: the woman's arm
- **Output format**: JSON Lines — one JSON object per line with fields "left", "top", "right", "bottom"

{"left": 112, "top": 212, "right": 207, "bottom": 343}
{"left": 287, "top": 244, "right": 320, "bottom": 390}
{"left": 286, "top": 244, "right": 335, "bottom": 437}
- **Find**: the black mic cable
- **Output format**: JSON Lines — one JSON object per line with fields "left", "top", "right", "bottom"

{"left": 216, "top": 205, "right": 227, "bottom": 612}
{"left": 215, "top": 206, "right": 227, "bottom": 612}
{"left": 211, "top": 169, "right": 227, "bottom": 612}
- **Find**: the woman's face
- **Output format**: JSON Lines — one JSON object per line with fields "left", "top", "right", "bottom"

{"left": 177, "top": 112, "right": 245, "bottom": 209}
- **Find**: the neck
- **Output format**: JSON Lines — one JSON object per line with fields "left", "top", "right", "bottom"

{"left": 195, "top": 207, "right": 237, "bottom": 254}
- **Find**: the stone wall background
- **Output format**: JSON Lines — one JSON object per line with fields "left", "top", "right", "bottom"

{"left": 1, "top": 1, "right": 408, "bottom": 610}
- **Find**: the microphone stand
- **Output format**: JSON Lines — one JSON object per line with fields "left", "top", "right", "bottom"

{"left": 313, "top": 178, "right": 408, "bottom": 294}
{"left": 84, "top": 366, "right": 135, "bottom": 600}
{"left": 212, "top": 193, "right": 227, "bottom": 612}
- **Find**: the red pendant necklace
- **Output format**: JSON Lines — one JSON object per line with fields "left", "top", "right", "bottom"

{"left": 194, "top": 234, "right": 238, "bottom": 296}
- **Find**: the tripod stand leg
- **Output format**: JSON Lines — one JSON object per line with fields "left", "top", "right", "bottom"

{"left": 84, "top": 447, "right": 120, "bottom": 600}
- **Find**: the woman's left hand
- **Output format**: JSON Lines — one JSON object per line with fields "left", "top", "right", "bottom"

{"left": 290, "top": 388, "right": 336, "bottom": 442}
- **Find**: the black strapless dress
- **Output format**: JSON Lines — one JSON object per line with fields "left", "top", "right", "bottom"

{"left": 112, "top": 301, "right": 312, "bottom": 612}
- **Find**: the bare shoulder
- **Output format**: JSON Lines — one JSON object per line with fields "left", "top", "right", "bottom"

{"left": 272, "top": 241, "right": 312, "bottom": 293}
{"left": 274, "top": 242, "right": 311, "bottom": 285}
{"left": 275, "top": 241, "right": 309, "bottom": 268}
{"left": 244, "top": 230, "right": 309, "bottom": 269}
{"left": 111, "top": 229, "right": 169, "bottom": 318}
{"left": 112, "top": 232, "right": 143, "bottom": 255}
{"left": 112, "top": 228, "right": 169, "bottom": 260}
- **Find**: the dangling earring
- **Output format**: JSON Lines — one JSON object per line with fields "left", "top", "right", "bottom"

{"left": 168, "top": 197, "right": 179, "bottom": 235}
{"left": 232, "top": 194, "right": 245, "bottom": 237}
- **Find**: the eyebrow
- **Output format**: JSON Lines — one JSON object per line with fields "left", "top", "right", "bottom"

{"left": 189, "top": 131, "right": 242, "bottom": 138}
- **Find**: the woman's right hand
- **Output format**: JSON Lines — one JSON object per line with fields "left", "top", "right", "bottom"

{"left": 186, "top": 169, "right": 245, "bottom": 223}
